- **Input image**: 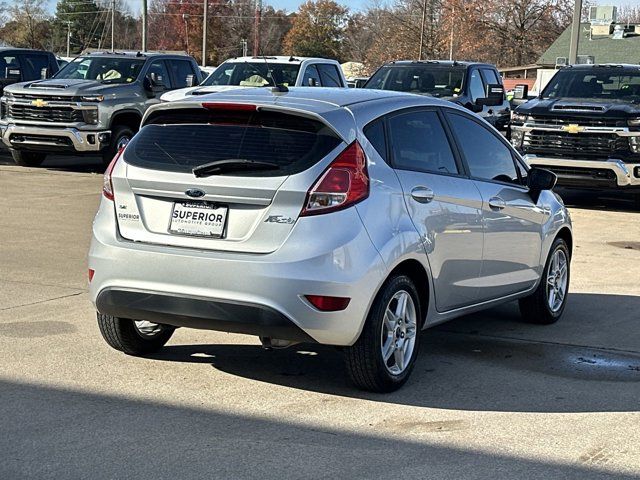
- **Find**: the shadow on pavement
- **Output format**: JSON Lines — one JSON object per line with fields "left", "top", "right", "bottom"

{"left": 0, "top": 379, "right": 635, "bottom": 479}
{"left": 0, "top": 149, "right": 104, "bottom": 174}
{"left": 150, "top": 293, "right": 640, "bottom": 413}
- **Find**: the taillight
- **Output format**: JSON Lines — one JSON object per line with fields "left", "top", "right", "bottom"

{"left": 88, "top": 269, "right": 95, "bottom": 282}
{"left": 202, "top": 102, "right": 257, "bottom": 111}
{"left": 102, "top": 147, "right": 124, "bottom": 201}
{"left": 300, "top": 141, "right": 369, "bottom": 216}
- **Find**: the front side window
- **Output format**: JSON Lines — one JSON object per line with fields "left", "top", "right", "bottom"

{"left": 147, "top": 60, "right": 172, "bottom": 89}
{"left": 302, "top": 65, "right": 321, "bottom": 87}
{"left": 388, "top": 110, "right": 458, "bottom": 175}
{"left": 168, "top": 60, "right": 196, "bottom": 89}
{"left": 446, "top": 112, "right": 519, "bottom": 184}
{"left": 481, "top": 68, "right": 500, "bottom": 85}
{"left": 54, "top": 56, "right": 145, "bottom": 84}
{"left": 0, "top": 55, "right": 20, "bottom": 79}
{"left": 468, "top": 70, "right": 486, "bottom": 102}
{"left": 202, "top": 62, "right": 300, "bottom": 87}
{"left": 20, "top": 54, "right": 50, "bottom": 79}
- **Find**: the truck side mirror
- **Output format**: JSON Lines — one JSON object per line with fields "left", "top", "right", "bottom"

{"left": 6, "top": 67, "right": 21, "bottom": 81}
{"left": 513, "top": 84, "right": 528, "bottom": 100}
{"left": 307, "top": 77, "right": 318, "bottom": 87}
{"left": 186, "top": 74, "right": 198, "bottom": 87}
{"left": 40, "top": 67, "right": 48, "bottom": 79}
{"left": 476, "top": 83, "right": 504, "bottom": 107}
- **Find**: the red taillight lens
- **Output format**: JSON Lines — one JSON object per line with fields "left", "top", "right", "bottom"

{"left": 102, "top": 147, "right": 124, "bottom": 201}
{"left": 88, "top": 269, "right": 95, "bottom": 282}
{"left": 305, "top": 295, "right": 351, "bottom": 312}
{"left": 300, "top": 141, "right": 369, "bottom": 216}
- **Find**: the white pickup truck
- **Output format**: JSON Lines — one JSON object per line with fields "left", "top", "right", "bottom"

{"left": 161, "top": 56, "right": 347, "bottom": 102}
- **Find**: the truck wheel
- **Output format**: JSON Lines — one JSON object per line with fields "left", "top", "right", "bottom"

{"left": 11, "top": 150, "right": 46, "bottom": 167}
{"left": 97, "top": 313, "right": 175, "bottom": 355}
{"left": 344, "top": 275, "right": 421, "bottom": 392}
{"left": 102, "top": 125, "right": 134, "bottom": 166}
{"left": 519, "top": 237, "right": 570, "bottom": 325}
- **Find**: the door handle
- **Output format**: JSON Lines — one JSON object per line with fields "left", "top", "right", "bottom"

{"left": 411, "top": 186, "right": 435, "bottom": 203}
{"left": 488, "top": 196, "right": 506, "bottom": 210}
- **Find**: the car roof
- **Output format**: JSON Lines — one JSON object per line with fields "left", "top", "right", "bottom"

{"left": 0, "top": 48, "right": 51, "bottom": 54}
{"left": 81, "top": 51, "right": 191, "bottom": 59}
{"left": 222, "top": 56, "right": 338, "bottom": 65}
{"left": 565, "top": 63, "right": 640, "bottom": 70}
{"left": 384, "top": 60, "right": 495, "bottom": 68}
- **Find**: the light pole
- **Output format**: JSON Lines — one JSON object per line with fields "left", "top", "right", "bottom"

{"left": 142, "top": 0, "right": 147, "bottom": 52}
{"left": 202, "top": 0, "right": 208, "bottom": 67}
{"left": 66, "top": 21, "right": 71, "bottom": 58}
{"left": 111, "top": 0, "right": 115, "bottom": 53}
{"left": 418, "top": 0, "right": 427, "bottom": 60}
{"left": 569, "top": 0, "right": 583, "bottom": 64}
{"left": 183, "top": 13, "right": 190, "bottom": 55}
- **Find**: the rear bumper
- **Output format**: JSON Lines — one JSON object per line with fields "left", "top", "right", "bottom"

{"left": 88, "top": 199, "right": 386, "bottom": 346}
{"left": 96, "top": 288, "right": 316, "bottom": 343}
{"left": 0, "top": 124, "right": 110, "bottom": 153}
{"left": 524, "top": 155, "right": 640, "bottom": 190}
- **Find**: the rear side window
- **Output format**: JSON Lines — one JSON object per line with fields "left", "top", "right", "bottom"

{"left": 0, "top": 54, "right": 20, "bottom": 79}
{"left": 388, "top": 110, "right": 458, "bottom": 175}
{"left": 20, "top": 54, "right": 50, "bottom": 79}
{"left": 317, "top": 64, "right": 342, "bottom": 87}
{"left": 127, "top": 108, "right": 342, "bottom": 176}
{"left": 363, "top": 119, "right": 386, "bottom": 161}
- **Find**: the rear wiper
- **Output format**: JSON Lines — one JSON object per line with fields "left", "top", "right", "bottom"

{"left": 192, "top": 159, "right": 280, "bottom": 177}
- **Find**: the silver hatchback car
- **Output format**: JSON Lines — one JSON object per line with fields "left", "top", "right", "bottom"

{"left": 89, "top": 88, "right": 572, "bottom": 392}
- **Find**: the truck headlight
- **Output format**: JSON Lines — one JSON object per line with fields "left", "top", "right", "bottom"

{"left": 628, "top": 118, "right": 640, "bottom": 127}
{"left": 629, "top": 135, "right": 640, "bottom": 153}
{"left": 511, "top": 112, "right": 529, "bottom": 123}
{"left": 81, "top": 95, "right": 104, "bottom": 102}
{"left": 82, "top": 107, "right": 99, "bottom": 125}
{"left": 511, "top": 129, "right": 524, "bottom": 148}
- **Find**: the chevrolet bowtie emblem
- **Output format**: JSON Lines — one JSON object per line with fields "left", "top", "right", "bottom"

{"left": 563, "top": 124, "right": 584, "bottom": 134}
{"left": 31, "top": 99, "right": 48, "bottom": 108}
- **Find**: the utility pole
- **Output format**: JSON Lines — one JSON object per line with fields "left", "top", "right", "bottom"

{"left": 66, "top": 22, "right": 71, "bottom": 58}
{"left": 418, "top": 0, "right": 427, "bottom": 60}
{"left": 241, "top": 39, "right": 248, "bottom": 57}
{"left": 449, "top": 5, "right": 455, "bottom": 61}
{"left": 202, "top": 0, "right": 208, "bottom": 66}
{"left": 183, "top": 14, "right": 190, "bottom": 55}
{"left": 569, "top": 0, "right": 583, "bottom": 64}
{"left": 252, "top": 0, "right": 262, "bottom": 56}
{"left": 142, "top": 0, "right": 148, "bottom": 52}
{"left": 111, "top": 0, "right": 115, "bottom": 52}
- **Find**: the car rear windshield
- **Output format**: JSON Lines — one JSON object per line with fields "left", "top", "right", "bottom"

{"left": 125, "top": 108, "right": 342, "bottom": 176}
{"left": 541, "top": 68, "right": 640, "bottom": 100}
{"left": 365, "top": 65, "right": 465, "bottom": 98}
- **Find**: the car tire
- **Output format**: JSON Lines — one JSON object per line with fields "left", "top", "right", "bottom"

{"left": 96, "top": 313, "right": 175, "bottom": 355}
{"left": 102, "top": 125, "right": 134, "bottom": 167}
{"left": 11, "top": 149, "right": 46, "bottom": 167}
{"left": 519, "top": 237, "right": 570, "bottom": 325}
{"left": 345, "top": 275, "right": 421, "bottom": 393}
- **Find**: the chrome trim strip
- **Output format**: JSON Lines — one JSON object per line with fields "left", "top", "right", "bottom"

{"left": 523, "top": 155, "right": 640, "bottom": 187}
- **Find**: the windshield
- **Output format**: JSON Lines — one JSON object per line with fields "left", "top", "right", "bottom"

{"left": 364, "top": 65, "right": 465, "bottom": 97}
{"left": 54, "top": 56, "right": 145, "bottom": 84}
{"left": 202, "top": 62, "right": 300, "bottom": 87}
{"left": 542, "top": 68, "right": 640, "bottom": 101}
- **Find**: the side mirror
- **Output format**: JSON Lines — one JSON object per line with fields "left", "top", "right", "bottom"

{"left": 527, "top": 167, "right": 557, "bottom": 192}
{"left": 6, "top": 67, "right": 21, "bottom": 81}
{"left": 513, "top": 84, "right": 528, "bottom": 100}
{"left": 468, "top": 102, "right": 483, "bottom": 113}
{"left": 476, "top": 83, "right": 504, "bottom": 107}
{"left": 307, "top": 77, "right": 318, "bottom": 87}
{"left": 40, "top": 67, "right": 48, "bottom": 79}
{"left": 186, "top": 74, "right": 198, "bottom": 87}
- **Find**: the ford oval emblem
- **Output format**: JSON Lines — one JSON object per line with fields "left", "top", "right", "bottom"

{"left": 185, "top": 188, "right": 205, "bottom": 198}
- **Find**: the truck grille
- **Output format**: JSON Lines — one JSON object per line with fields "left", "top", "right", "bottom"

{"left": 523, "top": 131, "right": 629, "bottom": 158}
{"left": 529, "top": 116, "right": 625, "bottom": 128}
{"left": 8, "top": 104, "right": 83, "bottom": 123}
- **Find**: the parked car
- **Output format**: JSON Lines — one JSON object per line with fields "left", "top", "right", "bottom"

{"left": 160, "top": 56, "right": 347, "bottom": 102}
{"left": 364, "top": 60, "right": 511, "bottom": 132}
{"left": 0, "top": 51, "right": 203, "bottom": 167}
{"left": 510, "top": 64, "right": 640, "bottom": 207}
{"left": 89, "top": 87, "right": 572, "bottom": 392}
{"left": 0, "top": 48, "right": 58, "bottom": 96}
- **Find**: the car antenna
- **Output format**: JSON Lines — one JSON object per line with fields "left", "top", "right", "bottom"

{"left": 258, "top": 49, "right": 288, "bottom": 93}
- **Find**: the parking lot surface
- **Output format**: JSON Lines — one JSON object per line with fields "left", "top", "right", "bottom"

{"left": 1, "top": 154, "right": 640, "bottom": 479}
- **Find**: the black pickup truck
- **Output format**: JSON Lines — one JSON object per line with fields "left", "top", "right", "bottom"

{"left": 510, "top": 64, "right": 640, "bottom": 206}
{"left": 363, "top": 60, "right": 510, "bottom": 131}
{"left": 0, "top": 48, "right": 59, "bottom": 95}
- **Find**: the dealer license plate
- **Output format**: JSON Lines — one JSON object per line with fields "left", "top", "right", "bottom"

{"left": 169, "top": 202, "right": 228, "bottom": 237}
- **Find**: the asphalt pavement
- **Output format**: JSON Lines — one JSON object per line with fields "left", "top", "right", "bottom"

{"left": 1, "top": 153, "right": 640, "bottom": 479}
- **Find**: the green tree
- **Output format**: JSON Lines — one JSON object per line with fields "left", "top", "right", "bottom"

{"left": 53, "top": 0, "right": 105, "bottom": 54}
{"left": 283, "top": 0, "right": 348, "bottom": 61}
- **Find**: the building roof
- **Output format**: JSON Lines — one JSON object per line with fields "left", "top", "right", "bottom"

{"left": 538, "top": 22, "right": 640, "bottom": 65}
